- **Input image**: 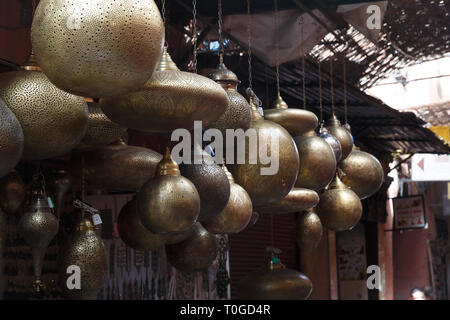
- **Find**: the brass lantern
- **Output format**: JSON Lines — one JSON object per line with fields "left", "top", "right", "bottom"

{"left": 0, "top": 98, "right": 23, "bottom": 177}
{"left": 18, "top": 190, "right": 59, "bottom": 292}
{"left": 316, "top": 173, "right": 362, "bottom": 232}
{"left": 0, "top": 170, "right": 26, "bottom": 216}
{"left": 100, "top": 47, "right": 228, "bottom": 132}
{"left": 255, "top": 188, "right": 319, "bottom": 214}
{"left": 325, "top": 115, "right": 354, "bottom": 160}
{"left": 229, "top": 100, "right": 300, "bottom": 207}
{"left": 137, "top": 148, "right": 200, "bottom": 234}
{"left": 237, "top": 258, "right": 312, "bottom": 300}
{"left": 207, "top": 63, "right": 252, "bottom": 134}
{"left": 203, "top": 164, "right": 253, "bottom": 234}
{"left": 293, "top": 131, "right": 336, "bottom": 191}
{"left": 295, "top": 209, "right": 323, "bottom": 252}
{"left": 82, "top": 140, "right": 162, "bottom": 192}
{"left": 117, "top": 199, "right": 167, "bottom": 251}
{"left": 339, "top": 148, "right": 384, "bottom": 199}
{"left": 264, "top": 95, "right": 319, "bottom": 137}
{"left": 319, "top": 128, "right": 342, "bottom": 162}
{"left": 58, "top": 213, "right": 108, "bottom": 300}
{"left": 179, "top": 145, "right": 230, "bottom": 222}
{"left": 0, "top": 52, "right": 88, "bottom": 161}
{"left": 31, "top": 0, "right": 164, "bottom": 98}
{"left": 166, "top": 223, "right": 218, "bottom": 273}
{"left": 78, "top": 101, "right": 126, "bottom": 149}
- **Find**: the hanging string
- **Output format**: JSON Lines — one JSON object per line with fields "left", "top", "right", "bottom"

{"left": 161, "top": 0, "right": 168, "bottom": 47}
{"left": 318, "top": 61, "right": 323, "bottom": 124}
{"left": 218, "top": 0, "right": 224, "bottom": 63}
{"left": 81, "top": 155, "right": 86, "bottom": 218}
{"left": 273, "top": 0, "right": 280, "bottom": 97}
{"left": 265, "top": 65, "right": 270, "bottom": 107}
{"left": 300, "top": 17, "right": 306, "bottom": 110}
{"left": 247, "top": 0, "right": 253, "bottom": 92}
{"left": 192, "top": 0, "right": 198, "bottom": 74}
{"left": 329, "top": 58, "right": 335, "bottom": 116}
{"left": 31, "top": 0, "right": 37, "bottom": 16}
{"left": 343, "top": 56, "right": 348, "bottom": 125}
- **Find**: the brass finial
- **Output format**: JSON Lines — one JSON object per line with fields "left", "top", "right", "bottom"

{"left": 157, "top": 147, "right": 181, "bottom": 176}
{"left": 271, "top": 95, "right": 288, "bottom": 110}
{"left": 208, "top": 63, "right": 240, "bottom": 86}
{"left": 156, "top": 47, "right": 179, "bottom": 72}
{"left": 249, "top": 99, "right": 263, "bottom": 120}
{"left": 327, "top": 171, "right": 349, "bottom": 190}
{"left": 21, "top": 49, "right": 41, "bottom": 72}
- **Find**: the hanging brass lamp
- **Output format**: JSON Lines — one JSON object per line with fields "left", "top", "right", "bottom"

{"left": 18, "top": 189, "right": 59, "bottom": 292}
{"left": 293, "top": 130, "right": 336, "bottom": 191}
{"left": 319, "top": 127, "right": 342, "bottom": 162}
{"left": 0, "top": 98, "right": 23, "bottom": 177}
{"left": 179, "top": 145, "right": 230, "bottom": 222}
{"left": 117, "top": 198, "right": 167, "bottom": 251}
{"left": 207, "top": 63, "right": 252, "bottom": 134}
{"left": 77, "top": 101, "right": 126, "bottom": 149}
{"left": 229, "top": 99, "right": 299, "bottom": 207}
{"left": 203, "top": 163, "right": 253, "bottom": 234}
{"left": 166, "top": 223, "right": 218, "bottom": 273}
{"left": 339, "top": 147, "right": 384, "bottom": 199}
{"left": 325, "top": 115, "right": 354, "bottom": 161}
{"left": 295, "top": 209, "right": 323, "bottom": 252}
{"left": 100, "top": 47, "right": 228, "bottom": 132}
{"left": 264, "top": 95, "right": 318, "bottom": 137}
{"left": 0, "top": 52, "right": 88, "bottom": 160}
{"left": 82, "top": 140, "right": 162, "bottom": 192}
{"left": 137, "top": 148, "right": 200, "bottom": 234}
{"left": 0, "top": 170, "right": 26, "bottom": 216}
{"left": 316, "top": 172, "right": 362, "bottom": 231}
{"left": 58, "top": 213, "right": 108, "bottom": 300}
{"left": 255, "top": 188, "right": 319, "bottom": 214}
{"left": 31, "top": 0, "right": 164, "bottom": 98}
{"left": 237, "top": 257, "right": 312, "bottom": 300}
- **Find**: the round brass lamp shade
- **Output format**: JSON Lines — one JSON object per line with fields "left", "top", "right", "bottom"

{"left": 255, "top": 188, "right": 319, "bottom": 214}
{"left": 100, "top": 48, "right": 228, "bottom": 133}
{"left": 0, "top": 98, "right": 23, "bottom": 177}
{"left": 31, "top": 0, "right": 164, "bottom": 98}
{"left": 295, "top": 209, "right": 323, "bottom": 252}
{"left": 325, "top": 115, "right": 354, "bottom": 161}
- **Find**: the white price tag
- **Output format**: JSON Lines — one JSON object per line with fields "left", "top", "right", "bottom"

{"left": 92, "top": 213, "right": 102, "bottom": 226}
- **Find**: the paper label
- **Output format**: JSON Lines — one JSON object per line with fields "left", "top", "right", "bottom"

{"left": 92, "top": 214, "right": 102, "bottom": 226}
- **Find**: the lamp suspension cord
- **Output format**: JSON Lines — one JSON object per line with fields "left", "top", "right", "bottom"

{"left": 247, "top": 0, "right": 253, "bottom": 92}
{"left": 318, "top": 61, "right": 323, "bottom": 124}
{"left": 329, "top": 58, "right": 335, "bottom": 116}
{"left": 161, "top": 0, "right": 168, "bottom": 47}
{"left": 192, "top": 0, "right": 198, "bottom": 74}
{"left": 301, "top": 18, "right": 306, "bottom": 110}
{"left": 218, "top": 0, "right": 224, "bottom": 63}
{"left": 81, "top": 155, "right": 86, "bottom": 219}
{"left": 343, "top": 56, "right": 348, "bottom": 124}
{"left": 273, "top": 0, "right": 280, "bottom": 98}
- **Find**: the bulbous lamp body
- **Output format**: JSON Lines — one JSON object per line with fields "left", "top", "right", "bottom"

{"left": 0, "top": 98, "right": 23, "bottom": 177}
{"left": 325, "top": 115, "right": 354, "bottom": 160}
{"left": 256, "top": 188, "right": 319, "bottom": 214}
{"left": 296, "top": 209, "right": 323, "bottom": 252}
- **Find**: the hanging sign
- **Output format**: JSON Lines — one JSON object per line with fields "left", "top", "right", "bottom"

{"left": 411, "top": 154, "right": 450, "bottom": 181}
{"left": 392, "top": 195, "right": 426, "bottom": 230}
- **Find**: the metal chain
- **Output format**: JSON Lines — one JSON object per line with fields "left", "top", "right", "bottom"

{"left": 274, "top": 0, "right": 280, "bottom": 97}
{"left": 318, "top": 61, "right": 323, "bottom": 124}
{"left": 218, "top": 0, "right": 224, "bottom": 63}
{"left": 247, "top": 0, "right": 253, "bottom": 91}
{"left": 343, "top": 56, "right": 348, "bottom": 124}
{"left": 192, "top": 0, "right": 198, "bottom": 74}
{"left": 161, "top": 0, "right": 168, "bottom": 47}
{"left": 329, "top": 58, "right": 335, "bottom": 116}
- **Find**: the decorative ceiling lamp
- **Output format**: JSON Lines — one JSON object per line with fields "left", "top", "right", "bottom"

{"left": 18, "top": 176, "right": 59, "bottom": 293}
{"left": 58, "top": 213, "right": 108, "bottom": 300}
{"left": 0, "top": 52, "right": 88, "bottom": 160}
{"left": 324, "top": 59, "right": 354, "bottom": 161}
{"left": 316, "top": 172, "right": 362, "bottom": 231}
{"left": 166, "top": 223, "right": 218, "bottom": 273}
{"left": 293, "top": 61, "right": 336, "bottom": 191}
{"left": 228, "top": 2, "right": 299, "bottom": 207}
{"left": 0, "top": 98, "right": 23, "bottom": 177}
{"left": 77, "top": 100, "right": 126, "bottom": 149}
{"left": 207, "top": 0, "right": 251, "bottom": 135}
{"left": 179, "top": 145, "right": 230, "bottom": 222}
{"left": 237, "top": 255, "right": 312, "bottom": 300}
{"left": 118, "top": 198, "right": 167, "bottom": 251}
{"left": 339, "top": 147, "right": 384, "bottom": 199}
{"left": 255, "top": 188, "right": 319, "bottom": 214}
{"left": 31, "top": 0, "right": 164, "bottom": 98}
{"left": 295, "top": 208, "right": 323, "bottom": 252}
{"left": 203, "top": 162, "right": 253, "bottom": 234}
{"left": 82, "top": 140, "right": 162, "bottom": 192}
{"left": 264, "top": 16, "right": 318, "bottom": 137}
{"left": 0, "top": 170, "right": 26, "bottom": 216}
{"left": 99, "top": 0, "right": 227, "bottom": 133}
{"left": 137, "top": 148, "right": 200, "bottom": 234}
